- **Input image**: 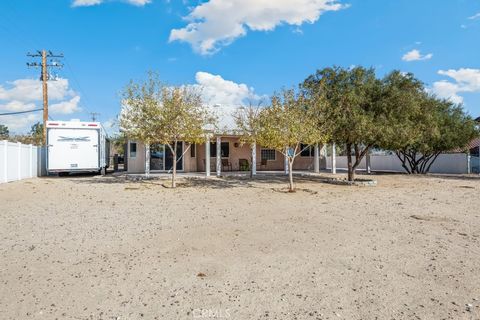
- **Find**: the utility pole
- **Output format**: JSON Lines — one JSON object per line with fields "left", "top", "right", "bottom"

{"left": 27, "top": 50, "right": 64, "bottom": 145}
{"left": 89, "top": 112, "right": 100, "bottom": 122}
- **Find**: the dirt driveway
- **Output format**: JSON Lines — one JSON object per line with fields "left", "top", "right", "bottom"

{"left": 1, "top": 173, "right": 479, "bottom": 319}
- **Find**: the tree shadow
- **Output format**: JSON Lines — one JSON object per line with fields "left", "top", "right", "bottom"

{"left": 421, "top": 173, "right": 480, "bottom": 182}
{"left": 62, "top": 171, "right": 349, "bottom": 190}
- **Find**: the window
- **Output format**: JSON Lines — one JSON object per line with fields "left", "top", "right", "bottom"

{"left": 190, "top": 143, "right": 196, "bottom": 158}
{"left": 130, "top": 142, "right": 137, "bottom": 158}
{"left": 261, "top": 149, "right": 276, "bottom": 161}
{"left": 210, "top": 142, "right": 230, "bottom": 157}
{"left": 300, "top": 144, "right": 314, "bottom": 157}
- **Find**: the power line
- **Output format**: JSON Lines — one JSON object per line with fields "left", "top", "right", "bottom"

{"left": 62, "top": 56, "right": 94, "bottom": 116}
{"left": 0, "top": 108, "right": 43, "bottom": 116}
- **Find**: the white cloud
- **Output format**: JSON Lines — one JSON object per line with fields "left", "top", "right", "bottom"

{"left": 190, "top": 71, "right": 264, "bottom": 130}
{"left": 402, "top": 49, "right": 433, "bottom": 62}
{"left": 431, "top": 68, "right": 480, "bottom": 104}
{"left": 0, "top": 78, "right": 75, "bottom": 102}
{"left": 72, "top": 0, "right": 150, "bottom": 7}
{"left": 0, "top": 100, "right": 37, "bottom": 112}
{"left": 169, "top": 0, "right": 348, "bottom": 55}
{"left": 0, "top": 113, "right": 41, "bottom": 133}
{"left": 431, "top": 81, "right": 464, "bottom": 104}
{"left": 72, "top": 0, "right": 103, "bottom": 6}
{"left": 49, "top": 96, "right": 81, "bottom": 114}
{"left": 194, "top": 71, "right": 260, "bottom": 106}
{"left": 468, "top": 12, "right": 480, "bottom": 20}
{"left": 0, "top": 78, "right": 81, "bottom": 133}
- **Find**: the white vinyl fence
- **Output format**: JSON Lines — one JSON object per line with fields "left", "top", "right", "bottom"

{"left": 0, "top": 140, "right": 46, "bottom": 184}
{"left": 326, "top": 153, "right": 470, "bottom": 174}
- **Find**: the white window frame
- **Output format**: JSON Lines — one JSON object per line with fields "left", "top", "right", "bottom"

{"left": 261, "top": 148, "right": 276, "bottom": 161}
{"left": 129, "top": 141, "right": 137, "bottom": 158}
{"left": 300, "top": 144, "right": 314, "bottom": 157}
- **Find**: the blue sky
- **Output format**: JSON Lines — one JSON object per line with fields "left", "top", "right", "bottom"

{"left": 0, "top": 0, "right": 479, "bottom": 134}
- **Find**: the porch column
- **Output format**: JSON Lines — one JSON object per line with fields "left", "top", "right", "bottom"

{"left": 251, "top": 142, "right": 257, "bottom": 176}
{"left": 321, "top": 144, "right": 327, "bottom": 170}
{"left": 314, "top": 143, "right": 320, "bottom": 173}
{"left": 284, "top": 147, "right": 289, "bottom": 174}
{"left": 331, "top": 143, "right": 336, "bottom": 174}
{"left": 145, "top": 143, "right": 150, "bottom": 177}
{"left": 205, "top": 137, "right": 210, "bottom": 177}
{"left": 216, "top": 136, "right": 221, "bottom": 177}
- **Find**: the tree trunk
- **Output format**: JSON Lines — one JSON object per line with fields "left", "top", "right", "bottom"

{"left": 172, "top": 142, "right": 177, "bottom": 188}
{"left": 424, "top": 152, "right": 441, "bottom": 174}
{"left": 288, "top": 159, "right": 294, "bottom": 192}
{"left": 395, "top": 151, "right": 412, "bottom": 174}
{"left": 351, "top": 143, "right": 372, "bottom": 180}
{"left": 346, "top": 143, "right": 354, "bottom": 181}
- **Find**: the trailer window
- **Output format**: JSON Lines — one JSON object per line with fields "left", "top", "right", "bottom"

{"left": 130, "top": 142, "right": 137, "bottom": 158}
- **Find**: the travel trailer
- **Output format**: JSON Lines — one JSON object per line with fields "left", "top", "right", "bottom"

{"left": 46, "top": 120, "right": 110, "bottom": 175}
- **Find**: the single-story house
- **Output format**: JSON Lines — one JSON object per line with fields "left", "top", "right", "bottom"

{"left": 126, "top": 137, "right": 329, "bottom": 175}
{"left": 125, "top": 105, "right": 331, "bottom": 176}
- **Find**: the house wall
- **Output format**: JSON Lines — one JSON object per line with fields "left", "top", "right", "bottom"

{"left": 184, "top": 143, "right": 197, "bottom": 172}
{"left": 127, "top": 141, "right": 146, "bottom": 174}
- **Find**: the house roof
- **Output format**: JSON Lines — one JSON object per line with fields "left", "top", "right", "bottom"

{"left": 466, "top": 138, "right": 480, "bottom": 150}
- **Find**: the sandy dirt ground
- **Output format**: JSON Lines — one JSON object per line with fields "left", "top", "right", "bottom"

{"left": 1, "top": 173, "right": 480, "bottom": 320}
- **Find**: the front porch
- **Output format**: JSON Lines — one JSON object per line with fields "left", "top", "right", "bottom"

{"left": 126, "top": 136, "right": 339, "bottom": 176}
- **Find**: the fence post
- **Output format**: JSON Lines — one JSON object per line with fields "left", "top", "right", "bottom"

{"left": 205, "top": 136, "right": 210, "bottom": 177}
{"left": 17, "top": 142, "right": 21, "bottom": 181}
{"left": 331, "top": 143, "right": 337, "bottom": 174}
{"left": 366, "top": 153, "right": 371, "bottom": 174}
{"left": 3, "top": 140, "right": 7, "bottom": 183}
{"left": 467, "top": 153, "right": 471, "bottom": 174}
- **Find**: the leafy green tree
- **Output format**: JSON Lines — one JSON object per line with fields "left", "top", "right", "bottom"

{"left": 109, "top": 132, "right": 127, "bottom": 156}
{"left": 120, "top": 72, "right": 214, "bottom": 187}
{"left": 379, "top": 71, "right": 478, "bottom": 174}
{"left": 29, "top": 122, "right": 44, "bottom": 146}
{"left": 0, "top": 124, "right": 9, "bottom": 140}
{"left": 302, "top": 66, "right": 382, "bottom": 181}
{"left": 257, "top": 89, "right": 324, "bottom": 192}
{"left": 7, "top": 123, "right": 43, "bottom": 145}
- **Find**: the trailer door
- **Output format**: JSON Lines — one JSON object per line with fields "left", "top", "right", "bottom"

{"left": 48, "top": 128, "right": 99, "bottom": 171}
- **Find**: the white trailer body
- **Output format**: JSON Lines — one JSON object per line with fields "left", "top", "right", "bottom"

{"left": 46, "top": 120, "right": 110, "bottom": 174}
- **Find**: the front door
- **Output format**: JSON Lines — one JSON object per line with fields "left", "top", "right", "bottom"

{"left": 150, "top": 144, "right": 165, "bottom": 171}
{"left": 165, "top": 142, "right": 183, "bottom": 171}
{"left": 150, "top": 142, "right": 183, "bottom": 171}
